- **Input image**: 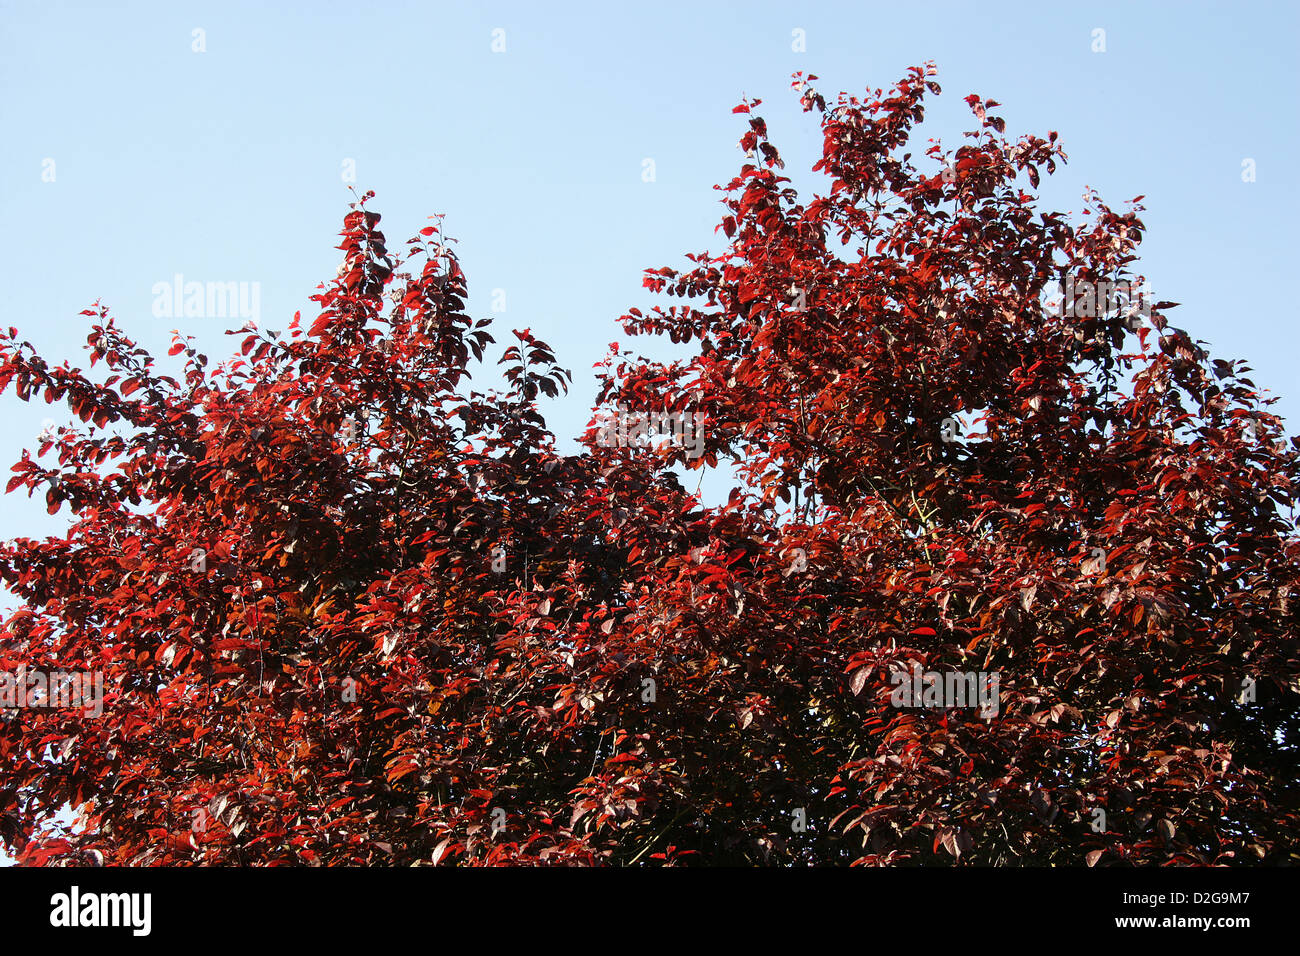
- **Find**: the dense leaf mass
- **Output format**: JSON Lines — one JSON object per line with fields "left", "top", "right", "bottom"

{"left": 2, "top": 66, "right": 1298, "bottom": 865}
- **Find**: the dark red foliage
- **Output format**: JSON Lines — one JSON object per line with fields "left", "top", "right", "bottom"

{"left": 2, "top": 66, "right": 1298, "bottom": 866}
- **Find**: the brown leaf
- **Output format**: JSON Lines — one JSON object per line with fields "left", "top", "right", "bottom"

{"left": 849, "top": 667, "right": 869, "bottom": 696}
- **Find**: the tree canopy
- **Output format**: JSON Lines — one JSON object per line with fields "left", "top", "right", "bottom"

{"left": 3, "top": 65, "right": 1297, "bottom": 866}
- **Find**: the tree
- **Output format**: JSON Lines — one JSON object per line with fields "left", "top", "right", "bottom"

{"left": 2, "top": 65, "right": 1297, "bottom": 866}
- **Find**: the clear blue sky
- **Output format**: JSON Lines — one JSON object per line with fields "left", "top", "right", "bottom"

{"left": 0, "top": 0, "right": 1296, "bottom": 581}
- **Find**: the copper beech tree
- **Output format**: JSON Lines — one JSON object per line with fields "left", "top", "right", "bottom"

{"left": 2, "top": 66, "right": 1298, "bottom": 866}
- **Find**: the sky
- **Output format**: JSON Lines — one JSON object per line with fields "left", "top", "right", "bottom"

{"left": 0, "top": 0, "right": 1297, "bottom": 859}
